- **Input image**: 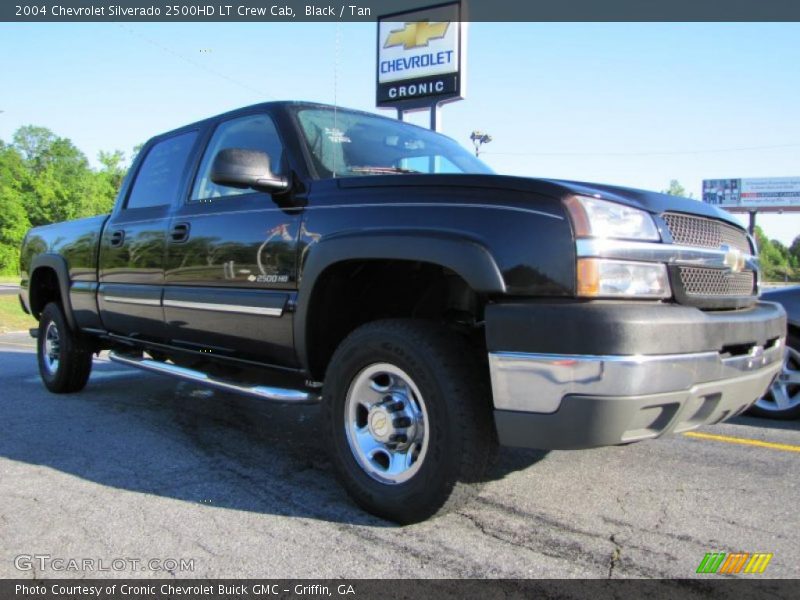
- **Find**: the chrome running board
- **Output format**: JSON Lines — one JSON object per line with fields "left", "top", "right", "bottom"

{"left": 108, "top": 351, "right": 319, "bottom": 404}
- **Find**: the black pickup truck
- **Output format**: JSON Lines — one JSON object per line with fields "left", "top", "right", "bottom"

{"left": 19, "top": 101, "right": 786, "bottom": 523}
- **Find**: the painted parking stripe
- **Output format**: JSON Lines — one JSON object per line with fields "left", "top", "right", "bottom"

{"left": 684, "top": 431, "right": 800, "bottom": 453}
{"left": 0, "top": 340, "right": 36, "bottom": 349}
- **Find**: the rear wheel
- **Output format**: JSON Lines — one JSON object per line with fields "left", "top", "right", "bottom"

{"left": 323, "top": 319, "right": 497, "bottom": 524}
{"left": 749, "top": 331, "right": 800, "bottom": 420}
{"left": 37, "top": 302, "right": 93, "bottom": 393}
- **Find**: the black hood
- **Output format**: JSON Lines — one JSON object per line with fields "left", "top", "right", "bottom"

{"left": 336, "top": 174, "right": 743, "bottom": 229}
{"left": 540, "top": 178, "right": 741, "bottom": 226}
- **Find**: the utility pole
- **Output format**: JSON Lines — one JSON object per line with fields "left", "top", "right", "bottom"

{"left": 470, "top": 131, "right": 492, "bottom": 157}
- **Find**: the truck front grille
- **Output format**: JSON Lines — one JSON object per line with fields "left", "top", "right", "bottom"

{"left": 678, "top": 266, "right": 755, "bottom": 297}
{"left": 663, "top": 212, "right": 751, "bottom": 255}
{"left": 660, "top": 213, "right": 757, "bottom": 308}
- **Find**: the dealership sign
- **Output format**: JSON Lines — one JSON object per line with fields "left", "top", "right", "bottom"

{"left": 702, "top": 177, "right": 800, "bottom": 212}
{"left": 376, "top": 2, "right": 465, "bottom": 109}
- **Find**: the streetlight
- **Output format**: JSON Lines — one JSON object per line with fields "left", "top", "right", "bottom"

{"left": 470, "top": 130, "right": 492, "bottom": 157}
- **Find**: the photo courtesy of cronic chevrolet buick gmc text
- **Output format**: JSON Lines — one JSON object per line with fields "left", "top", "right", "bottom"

{"left": 18, "top": 102, "right": 786, "bottom": 523}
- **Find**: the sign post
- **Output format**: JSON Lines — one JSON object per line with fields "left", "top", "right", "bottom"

{"left": 376, "top": 1, "right": 466, "bottom": 131}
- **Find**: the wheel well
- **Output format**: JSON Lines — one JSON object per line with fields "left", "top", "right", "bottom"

{"left": 305, "top": 260, "right": 485, "bottom": 380}
{"left": 29, "top": 267, "right": 61, "bottom": 319}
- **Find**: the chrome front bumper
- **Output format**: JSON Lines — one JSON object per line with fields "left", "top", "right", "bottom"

{"left": 489, "top": 339, "right": 784, "bottom": 449}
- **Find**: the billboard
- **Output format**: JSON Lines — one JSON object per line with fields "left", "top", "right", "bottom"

{"left": 376, "top": 2, "right": 465, "bottom": 109}
{"left": 702, "top": 177, "right": 800, "bottom": 212}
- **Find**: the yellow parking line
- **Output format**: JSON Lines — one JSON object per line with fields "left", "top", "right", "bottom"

{"left": 684, "top": 431, "right": 800, "bottom": 453}
{"left": 0, "top": 340, "right": 35, "bottom": 349}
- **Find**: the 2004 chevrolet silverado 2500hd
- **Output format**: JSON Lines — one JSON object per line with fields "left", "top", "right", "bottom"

{"left": 19, "top": 102, "right": 786, "bottom": 523}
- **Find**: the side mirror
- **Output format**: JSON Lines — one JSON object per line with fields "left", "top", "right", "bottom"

{"left": 210, "top": 148, "right": 289, "bottom": 193}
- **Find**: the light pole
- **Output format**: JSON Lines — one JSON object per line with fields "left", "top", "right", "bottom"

{"left": 470, "top": 130, "right": 492, "bottom": 157}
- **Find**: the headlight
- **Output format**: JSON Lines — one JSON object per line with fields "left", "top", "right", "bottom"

{"left": 577, "top": 258, "right": 671, "bottom": 299}
{"left": 564, "top": 195, "right": 660, "bottom": 241}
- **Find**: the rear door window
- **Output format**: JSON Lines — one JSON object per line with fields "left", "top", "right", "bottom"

{"left": 125, "top": 131, "right": 198, "bottom": 209}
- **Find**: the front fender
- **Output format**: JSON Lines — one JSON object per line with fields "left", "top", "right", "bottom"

{"left": 293, "top": 230, "right": 506, "bottom": 373}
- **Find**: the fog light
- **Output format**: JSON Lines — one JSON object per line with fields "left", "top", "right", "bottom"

{"left": 577, "top": 258, "right": 671, "bottom": 299}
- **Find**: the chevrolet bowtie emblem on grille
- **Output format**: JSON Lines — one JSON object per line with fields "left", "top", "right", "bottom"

{"left": 384, "top": 21, "right": 449, "bottom": 50}
{"left": 721, "top": 245, "right": 745, "bottom": 273}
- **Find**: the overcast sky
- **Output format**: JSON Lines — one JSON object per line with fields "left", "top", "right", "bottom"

{"left": 1, "top": 22, "right": 798, "bottom": 243}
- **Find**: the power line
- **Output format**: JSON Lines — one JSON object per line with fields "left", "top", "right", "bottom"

{"left": 117, "top": 24, "right": 272, "bottom": 100}
{"left": 480, "top": 142, "right": 800, "bottom": 158}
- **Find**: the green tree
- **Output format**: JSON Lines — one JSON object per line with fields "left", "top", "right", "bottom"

{"left": 0, "top": 142, "right": 32, "bottom": 274}
{"left": 754, "top": 226, "right": 795, "bottom": 282}
{"left": 0, "top": 126, "right": 132, "bottom": 273}
{"left": 98, "top": 150, "right": 127, "bottom": 190}
{"left": 12, "top": 126, "right": 58, "bottom": 168}
{"left": 82, "top": 149, "right": 126, "bottom": 215}
{"left": 662, "top": 179, "right": 693, "bottom": 198}
{"left": 13, "top": 126, "right": 94, "bottom": 226}
{"left": 789, "top": 235, "right": 800, "bottom": 264}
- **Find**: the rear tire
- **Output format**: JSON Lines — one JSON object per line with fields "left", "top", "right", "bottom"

{"left": 323, "top": 319, "right": 497, "bottom": 524}
{"left": 37, "top": 302, "right": 93, "bottom": 393}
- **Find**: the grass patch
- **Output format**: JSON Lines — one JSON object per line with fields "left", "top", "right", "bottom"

{"left": 0, "top": 295, "right": 35, "bottom": 333}
{"left": 0, "top": 275, "right": 21, "bottom": 285}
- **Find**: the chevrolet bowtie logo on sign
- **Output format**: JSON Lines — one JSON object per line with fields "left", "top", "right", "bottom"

{"left": 696, "top": 552, "right": 773, "bottom": 574}
{"left": 384, "top": 21, "right": 450, "bottom": 50}
{"left": 376, "top": 2, "right": 464, "bottom": 108}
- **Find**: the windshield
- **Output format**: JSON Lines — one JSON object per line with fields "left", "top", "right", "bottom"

{"left": 295, "top": 107, "right": 493, "bottom": 178}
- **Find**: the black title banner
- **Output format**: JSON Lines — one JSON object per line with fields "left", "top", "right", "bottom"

{"left": 4, "top": 0, "right": 800, "bottom": 22}
{"left": 2, "top": 579, "right": 797, "bottom": 600}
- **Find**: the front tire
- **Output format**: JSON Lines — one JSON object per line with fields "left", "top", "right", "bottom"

{"left": 323, "top": 319, "right": 497, "bottom": 524}
{"left": 37, "top": 302, "right": 93, "bottom": 393}
{"left": 748, "top": 331, "right": 800, "bottom": 420}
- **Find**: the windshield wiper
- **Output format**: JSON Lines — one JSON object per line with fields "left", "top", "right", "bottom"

{"left": 346, "top": 166, "right": 421, "bottom": 175}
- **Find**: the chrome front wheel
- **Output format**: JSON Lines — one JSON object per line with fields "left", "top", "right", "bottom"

{"left": 751, "top": 344, "right": 800, "bottom": 419}
{"left": 324, "top": 319, "right": 497, "bottom": 523}
{"left": 344, "top": 363, "right": 429, "bottom": 485}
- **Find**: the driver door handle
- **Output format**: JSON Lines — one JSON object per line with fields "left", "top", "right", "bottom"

{"left": 170, "top": 223, "right": 190, "bottom": 243}
{"left": 109, "top": 230, "right": 125, "bottom": 247}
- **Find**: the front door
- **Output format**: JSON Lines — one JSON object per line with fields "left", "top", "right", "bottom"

{"left": 164, "top": 113, "right": 300, "bottom": 367}
{"left": 98, "top": 130, "right": 199, "bottom": 340}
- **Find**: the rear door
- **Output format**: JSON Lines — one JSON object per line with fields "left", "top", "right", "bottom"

{"left": 98, "top": 130, "right": 199, "bottom": 340}
{"left": 163, "top": 112, "right": 301, "bottom": 366}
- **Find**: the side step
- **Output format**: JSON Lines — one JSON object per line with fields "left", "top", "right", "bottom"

{"left": 108, "top": 351, "right": 319, "bottom": 404}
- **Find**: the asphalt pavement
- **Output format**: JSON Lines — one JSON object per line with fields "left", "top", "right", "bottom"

{"left": 0, "top": 330, "right": 798, "bottom": 580}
